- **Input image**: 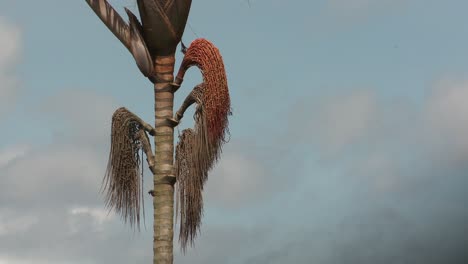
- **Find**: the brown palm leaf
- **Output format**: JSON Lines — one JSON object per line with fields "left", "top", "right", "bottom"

{"left": 103, "top": 107, "right": 150, "bottom": 228}
{"left": 85, "top": 0, "right": 153, "bottom": 77}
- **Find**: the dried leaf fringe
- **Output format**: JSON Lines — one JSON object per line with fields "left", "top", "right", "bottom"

{"left": 175, "top": 39, "right": 231, "bottom": 251}
{"left": 103, "top": 107, "right": 148, "bottom": 229}
{"left": 175, "top": 129, "right": 202, "bottom": 250}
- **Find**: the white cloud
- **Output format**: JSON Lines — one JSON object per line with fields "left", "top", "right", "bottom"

{"left": 296, "top": 78, "right": 468, "bottom": 166}
{"left": 0, "top": 17, "right": 21, "bottom": 118}
{"left": 39, "top": 89, "right": 117, "bottom": 147}
{"left": 70, "top": 207, "right": 112, "bottom": 224}
{"left": 1, "top": 146, "right": 105, "bottom": 208}
{"left": 349, "top": 151, "right": 400, "bottom": 193}
{"left": 0, "top": 213, "right": 38, "bottom": 236}
{"left": 0, "top": 144, "right": 30, "bottom": 168}
{"left": 0, "top": 17, "right": 20, "bottom": 68}
{"left": 0, "top": 88, "right": 150, "bottom": 263}
{"left": 288, "top": 77, "right": 468, "bottom": 194}
{"left": 204, "top": 151, "right": 268, "bottom": 208}
{"left": 69, "top": 206, "right": 114, "bottom": 233}
{"left": 290, "top": 89, "right": 378, "bottom": 157}
{"left": 317, "top": 90, "right": 377, "bottom": 153}
{"left": 424, "top": 79, "right": 468, "bottom": 159}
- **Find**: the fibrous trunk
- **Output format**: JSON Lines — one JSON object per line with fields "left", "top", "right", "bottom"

{"left": 153, "top": 55, "right": 176, "bottom": 264}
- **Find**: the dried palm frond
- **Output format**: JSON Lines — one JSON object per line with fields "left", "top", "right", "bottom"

{"left": 175, "top": 129, "right": 203, "bottom": 250}
{"left": 174, "top": 39, "right": 231, "bottom": 251}
{"left": 85, "top": 0, "right": 153, "bottom": 77}
{"left": 103, "top": 107, "right": 151, "bottom": 228}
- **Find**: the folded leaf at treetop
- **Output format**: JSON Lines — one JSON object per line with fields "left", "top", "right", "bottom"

{"left": 136, "top": 0, "right": 192, "bottom": 56}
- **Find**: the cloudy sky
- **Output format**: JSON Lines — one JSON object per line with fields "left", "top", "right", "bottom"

{"left": 1, "top": 0, "right": 468, "bottom": 263}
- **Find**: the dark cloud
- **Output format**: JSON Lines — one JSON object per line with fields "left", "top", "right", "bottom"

{"left": 250, "top": 80, "right": 468, "bottom": 264}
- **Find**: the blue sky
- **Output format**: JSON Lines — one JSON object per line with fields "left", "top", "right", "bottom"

{"left": 1, "top": 0, "right": 468, "bottom": 263}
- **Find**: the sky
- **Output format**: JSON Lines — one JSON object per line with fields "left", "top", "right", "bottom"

{"left": 1, "top": 0, "right": 468, "bottom": 263}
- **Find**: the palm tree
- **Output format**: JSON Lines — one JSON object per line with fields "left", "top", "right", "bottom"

{"left": 84, "top": 1, "right": 231, "bottom": 263}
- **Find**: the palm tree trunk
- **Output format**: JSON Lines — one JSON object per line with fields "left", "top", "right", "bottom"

{"left": 153, "top": 55, "right": 176, "bottom": 264}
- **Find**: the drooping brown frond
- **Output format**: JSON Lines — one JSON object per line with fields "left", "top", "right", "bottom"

{"left": 174, "top": 39, "right": 231, "bottom": 251}
{"left": 103, "top": 107, "right": 151, "bottom": 228}
{"left": 175, "top": 129, "right": 203, "bottom": 251}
